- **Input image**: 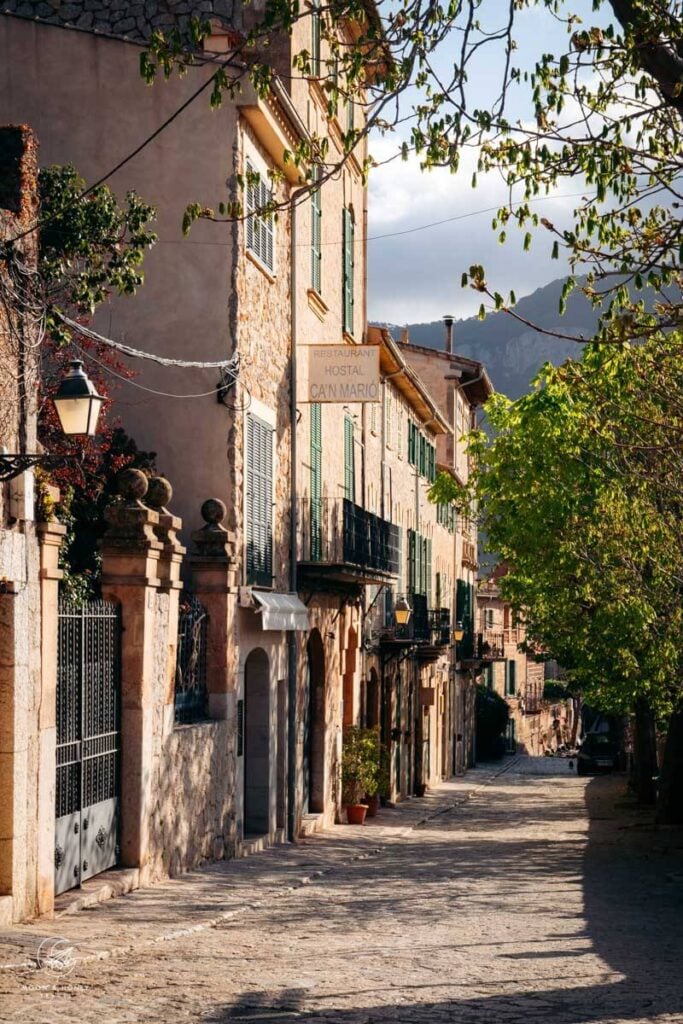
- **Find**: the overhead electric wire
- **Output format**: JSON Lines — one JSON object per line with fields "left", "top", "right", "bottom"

{"left": 151, "top": 188, "right": 598, "bottom": 248}
{"left": 56, "top": 312, "right": 239, "bottom": 369}
{"left": 4, "top": 52, "right": 249, "bottom": 247}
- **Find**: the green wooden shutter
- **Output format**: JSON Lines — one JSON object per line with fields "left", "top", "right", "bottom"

{"left": 344, "top": 415, "right": 355, "bottom": 501}
{"left": 424, "top": 538, "right": 432, "bottom": 604}
{"left": 506, "top": 659, "right": 517, "bottom": 696}
{"left": 456, "top": 579, "right": 474, "bottom": 659}
{"left": 310, "top": 403, "right": 322, "bottom": 560}
{"left": 428, "top": 443, "right": 436, "bottom": 482}
{"left": 397, "top": 528, "right": 404, "bottom": 593}
{"left": 435, "top": 572, "right": 441, "bottom": 609}
{"left": 342, "top": 207, "right": 354, "bottom": 334}
{"left": 246, "top": 414, "right": 273, "bottom": 586}
{"left": 419, "top": 434, "right": 426, "bottom": 477}
{"left": 407, "top": 529, "right": 416, "bottom": 595}
{"left": 311, "top": 167, "right": 322, "bottom": 293}
{"left": 415, "top": 532, "right": 423, "bottom": 596}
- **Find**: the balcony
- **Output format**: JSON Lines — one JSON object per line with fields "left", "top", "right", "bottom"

{"left": 298, "top": 497, "right": 400, "bottom": 589}
{"left": 479, "top": 631, "right": 505, "bottom": 660}
{"left": 377, "top": 594, "right": 452, "bottom": 658}
{"left": 462, "top": 539, "right": 478, "bottom": 569}
{"left": 458, "top": 631, "right": 505, "bottom": 666}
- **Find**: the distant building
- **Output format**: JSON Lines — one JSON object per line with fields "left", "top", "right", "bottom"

{"left": 477, "top": 568, "right": 575, "bottom": 754}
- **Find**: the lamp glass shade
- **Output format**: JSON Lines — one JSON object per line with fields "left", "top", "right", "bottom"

{"left": 53, "top": 361, "right": 104, "bottom": 437}
{"left": 394, "top": 596, "right": 412, "bottom": 626}
{"left": 453, "top": 620, "right": 465, "bottom": 642}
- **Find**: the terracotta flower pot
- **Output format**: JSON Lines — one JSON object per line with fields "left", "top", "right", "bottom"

{"left": 364, "top": 795, "right": 380, "bottom": 818}
{"left": 346, "top": 803, "right": 369, "bottom": 825}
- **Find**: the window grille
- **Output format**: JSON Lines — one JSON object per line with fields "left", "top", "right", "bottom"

{"left": 175, "top": 594, "right": 208, "bottom": 723}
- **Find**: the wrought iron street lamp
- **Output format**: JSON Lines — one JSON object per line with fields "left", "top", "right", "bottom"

{"left": 394, "top": 595, "right": 412, "bottom": 626}
{"left": 53, "top": 360, "right": 104, "bottom": 437}
{"left": 0, "top": 360, "right": 103, "bottom": 482}
{"left": 453, "top": 620, "right": 465, "bottom": 643}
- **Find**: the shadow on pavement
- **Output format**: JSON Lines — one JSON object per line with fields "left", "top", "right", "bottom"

{"left": 204, "top": 774, "right": 683, "bottom": 1024}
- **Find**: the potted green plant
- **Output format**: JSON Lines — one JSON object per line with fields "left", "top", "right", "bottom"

{"left": 341, "top": 726, "right": 379, "bottom": 825}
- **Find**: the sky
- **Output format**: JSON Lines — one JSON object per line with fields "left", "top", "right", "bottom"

{"left": 366, "top": 0, "right": 599, "bottom": 325}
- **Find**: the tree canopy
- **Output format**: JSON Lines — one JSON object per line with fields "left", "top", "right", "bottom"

{"left": 141, "top": 1, "right": 682, "bottom": 345}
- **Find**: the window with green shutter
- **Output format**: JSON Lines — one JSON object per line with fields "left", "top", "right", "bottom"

{"left": 311, "top": 167, "right": 322, "bottom": 293}
{"left": 245, "top": 159, "right": 275, "bottom": 274}
{"left": 344, "top": 415, "right": 355, "bottom": 501}
{"left": 407, "top": 529, "right": 416, "bottom": 595}
{"left": 428, "top": 442, "right": 436, "bottom": 482}
{"left": 342, "top": 207, "right": 355, "bottom": 334}
{"left": 396, "top": 528, "right": 404, "bottom": 593}
{"left": 456, "top": 579, "right": 474, "bottom": 659}
{"left": 506, "top": 659, "right": 517, "bottom": 696}
{"left": 418, "top": 434, "right": 426, "bottom": 476}
{"left": 407, "top": 421, "right": 416, "bottom": 465}
{"left": 424, "top": 538, "right": 432, "bottom": 604}
{"left": 310, "top": 403, "right": 322, "bottom": 560}
{"left": 246, "top": 414, "right": 274, "bottom": 586}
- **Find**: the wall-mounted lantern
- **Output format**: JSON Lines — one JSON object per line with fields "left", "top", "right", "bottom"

{"left": 0, "top": 360, "right": 103, "bottom": 481}
{"left": 394, "top": 595, "right": 412, "bottom": 626}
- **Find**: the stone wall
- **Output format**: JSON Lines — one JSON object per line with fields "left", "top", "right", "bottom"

{"left": 153, "top": 720, "right": 235, "bottom": 876}
{"left": 2, "top": 2, "right": 237, "bottom": 45}
{"left": 0, "top": 124, "right": 52, "bottom": 925}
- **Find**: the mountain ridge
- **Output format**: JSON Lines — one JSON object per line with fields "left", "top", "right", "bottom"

{"left": 378, "top": 277, "right": 599, "bottom": 399}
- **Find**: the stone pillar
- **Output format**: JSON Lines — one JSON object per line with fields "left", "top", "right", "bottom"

{"left": 146, "top": 477, "right": 185, "bottom": 732}
{"left": 35, "top": 519, "right": 66, "bottom": 918}
{"left": 189, "top": 499, "right": 238, "bottom": 722}
{"left": 99, "top": 469, "right": 162, "bottom": 882}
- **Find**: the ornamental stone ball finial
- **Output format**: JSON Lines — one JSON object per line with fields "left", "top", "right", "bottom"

{"left": 146, "top": 476, "right": 173, "bottom": 511}
{"left": 201, "top": 498, "right": 227, "bottom": 528}
{"left": 117, "top": 467, "right": 149, "bottom": 503}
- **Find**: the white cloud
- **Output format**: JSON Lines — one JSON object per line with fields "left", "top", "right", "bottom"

{"left": 367, "top": 142, "right": 581, "bottom": 324}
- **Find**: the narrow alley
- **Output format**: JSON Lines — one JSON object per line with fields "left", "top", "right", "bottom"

{"left": 2, "top": 759, "right": 681, "bottom": 1024}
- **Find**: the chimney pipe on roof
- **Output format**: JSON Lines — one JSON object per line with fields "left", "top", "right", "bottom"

{"left": 400, "top": 326, "right": 409, "bottom": 344}
{"left": 443, "top": 315, "right": 454, "bottom": 355}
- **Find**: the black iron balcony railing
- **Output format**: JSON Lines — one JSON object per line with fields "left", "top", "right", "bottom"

{"left": 383, "top": 594, "right": 452, "bottom": 648}
{"left": 299, "top": 497, "right": 400, "bottom": 579}
{"left": 478, "top": 630, "right": 505, "bottom": 659}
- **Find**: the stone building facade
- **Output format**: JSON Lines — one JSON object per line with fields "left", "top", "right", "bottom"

{"left": 395, "top": 332, "right": 493, "bottom": 775}
{"left": 477, "top": 570, "right": 575, "bottom": 755}
{"left": 0, "top": 125, "right": 67, "bottom": 924}
{"left": 0, "top": 6, "right": 498, "bottom": 922}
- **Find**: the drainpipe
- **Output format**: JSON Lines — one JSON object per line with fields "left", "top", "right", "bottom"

{"left": 287, "top": 188, "right": 303, "bottom": 844}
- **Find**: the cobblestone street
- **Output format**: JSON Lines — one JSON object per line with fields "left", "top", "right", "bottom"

{"left": 1, "top": 759, "right": 682, "bottom": 1024}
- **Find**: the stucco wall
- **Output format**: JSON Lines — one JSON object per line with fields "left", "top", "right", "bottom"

{"left": 0, "top": 18, "right": 240, "bottom": 540}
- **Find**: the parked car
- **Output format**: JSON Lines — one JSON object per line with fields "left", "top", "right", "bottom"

{"left": 576, "top": 733, "right": 619, "bottom": 775}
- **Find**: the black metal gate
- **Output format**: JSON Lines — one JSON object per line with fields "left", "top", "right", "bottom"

{"left": 55, "top": 598, "right": 121, "bottom": 895}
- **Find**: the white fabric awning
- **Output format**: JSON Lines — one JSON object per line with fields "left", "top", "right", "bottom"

{"left": 252, "top": 591, "right": 310, "bottom": 632}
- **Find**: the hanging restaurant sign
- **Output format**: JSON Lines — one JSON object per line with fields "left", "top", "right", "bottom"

{"left": 303, "top": 344, "right": 380, "bottom": 403}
